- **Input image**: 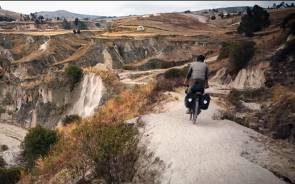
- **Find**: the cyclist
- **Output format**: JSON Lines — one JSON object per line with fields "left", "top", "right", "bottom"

{"left": 184, "top": 55, "right": 209, "bottom": 114}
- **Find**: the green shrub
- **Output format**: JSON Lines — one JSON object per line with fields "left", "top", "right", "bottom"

{"left": 122, "top": 65, "right": 133, "bottom": 70}
{"left": 3, "top": 93, "right": 13, "bottom": 105}
{"left": 77, "top": 121, "right": 138, "bottom": 183}
{"left": 0, "top": 156, "right": 6, "bottom": 168}
{"left": 79, "top": 21, "right": 88, "bottom": 30}
{"left": 0, "top": 167, "right": 21, "bottom": 184}
{"left": 218, "top": 41, "right": 255, "bottom": 74}
{"left": 65, "top": 65, "right": 83, "bottom": 88}
{"left": 86, "top": 123, "right": 138, "bottom": 183}
{"left": 95, "top": 22, "right": 101, "bottom": 27}
{"left": 238, "top": 5, "right": 270, "bottom": 36}
{"left": 123, "top": 59, "right": 174, "bottom": 70}
{"left": 228, "top": 88, "right": 270, "bottom": 110}
{"left": 62, "top": 114, "right": 81, "bottom": 125}
{"left": 143, "top": 59, "right": 173, "bottom": 69}
{"left": 164, "top": 66, "right": 189, "bottom": 79}
{"left": 22, "top": 125, "right": 59, "bottom": 169}
{"left": 1, "top": 144, "right": 8, "bottom": 151}
{"left": 0, "top": 106, "right": 5, "bottom": 114}
{"left": 152, "top": 66, "right": 189, "bottom": 92}
{"left": 218, "top": 42, "right": 232, "bottom": 60}
{"left": 229, "top": 41, "right": 255, "bottom": 73}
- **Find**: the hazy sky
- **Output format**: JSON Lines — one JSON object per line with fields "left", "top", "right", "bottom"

{"left": 0, "top": 1, "right": 290, "bottom": 16}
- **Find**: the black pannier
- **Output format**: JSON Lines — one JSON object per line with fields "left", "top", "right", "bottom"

{"left": 185, "top": 92, "right": 195, "bottom": 109}
{"left": 185, "top": 92, "right": 211, "bottom": 110}
{"left": 200, "top": 93, "right": 211, "bottom": 110}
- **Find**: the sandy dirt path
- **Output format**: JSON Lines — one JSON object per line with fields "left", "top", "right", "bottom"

{"left": 140, "top": 90, "right": 288, "bottom": 184}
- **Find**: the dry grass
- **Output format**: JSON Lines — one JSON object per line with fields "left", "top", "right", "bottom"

{"left": 53, "top": 40, "right": 95, "bottom": 66}
{"left": 111, "top": 12, "right": 219, "bottom": 36}
{"left": 20, "top": 82, "right": 157, "bottom": 183}
{"left": 84, "top": 67, "right": 126, "bottom": 102}
{"left": 84, "top": 67, "right": 118, "bottom": 86}
{"left": 268, "top": 8, "right": 295, "bottom": 27}
{"left": 207, "top": 59, "right": 227, "bottom": 76}
{"left": 12, "top": 51, "right": 46, "bottom": 64}
{"left": 272, "top": 84, "right": 295, "bottom": 103}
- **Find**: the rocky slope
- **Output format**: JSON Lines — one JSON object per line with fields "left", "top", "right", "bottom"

{"left": 0, "top": 31, "right": 216, "bottom": 128}
{"left": 209, "top": 9, "right": 295, "bottom": 144}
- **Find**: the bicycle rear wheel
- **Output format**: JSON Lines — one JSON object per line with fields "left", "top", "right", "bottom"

{"left": 192, "top": 97, "right": 199, "bottom": 124}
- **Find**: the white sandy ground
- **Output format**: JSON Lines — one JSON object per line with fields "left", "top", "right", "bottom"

{"left": 0, "top": 123, "right": 27, "bottom": 166}
{"left": 139, "top": 90, "right": 289, "bottom": 184}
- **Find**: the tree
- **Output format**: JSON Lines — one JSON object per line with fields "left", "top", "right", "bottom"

{"left": 29, "top": 12, "right": 44, "bottom": 25}
{"left": 79, "top": 21, "right": 88, "bottom": 30}
{"left": 281, "top": 13, "right": 295, "bottom": 34}
{"left": 95, "top": 22, "right": 101, "bottom": 27}
{"left": 37, "top": 15, "right": 44, "bottom": 23}
{"left": 62, "top": 18, "right": 71, "bottom": 30}
{"left": 30, "top": 12, "right": 37, "bottom": 20}
{"left": 22, "top": 125, "right": 59, "bottom": 169}
{"left": 38, "top": 15, "right": 44, "bottom": 20}
{"left": 23, "top": 15, "right": 30, "bottom": 21}
{"left": 238, "top": 5, "right": 270, "bottom": 36}
{"left": 272, "top": 3, "right": 277, "bottom": 9}
{"left": 65, "top": 64, "right": 83, "bottom": 89}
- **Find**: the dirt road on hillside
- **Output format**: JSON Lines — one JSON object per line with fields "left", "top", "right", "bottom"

{"left": 138, "top": 89, "right": 295, "bottom": 184}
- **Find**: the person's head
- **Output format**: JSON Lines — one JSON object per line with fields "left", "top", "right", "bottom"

{"left": 197, "top": 55, "right": 205, "bottom": 62}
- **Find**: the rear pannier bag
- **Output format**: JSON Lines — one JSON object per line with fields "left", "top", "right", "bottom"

{"left": 200, "top": 93, "right": 211, "bottom": 110}
{"left": 185, "top": 92, "right": 195, "bottom": 109}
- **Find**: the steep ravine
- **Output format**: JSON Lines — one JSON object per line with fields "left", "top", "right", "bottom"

{"left": 0, "top": 73, "right": 105, "bottom": 166}
{"left": 0, "top": 32, "right": 210, "bottom": 129}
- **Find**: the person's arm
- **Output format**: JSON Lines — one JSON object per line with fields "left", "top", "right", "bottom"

{"left": 184, "top": 65, "right": 192, "bottom": 85}
{"left": 205, "top": 65, "right": 209, "bottom": 88}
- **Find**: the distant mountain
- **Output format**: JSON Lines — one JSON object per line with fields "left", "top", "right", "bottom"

{"left": 195, "top": 6, "right": 248, "bottom": 14}
{"left": 36, "top": 10, "right": 115, "bottom": 20}
{"left": 214, "top": 6, "right": 249, "bottom": 13}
